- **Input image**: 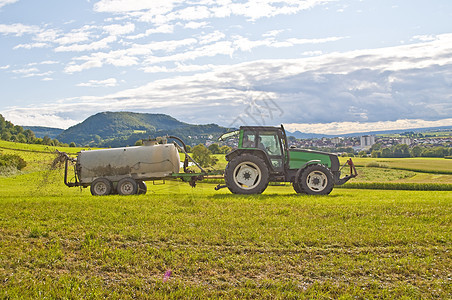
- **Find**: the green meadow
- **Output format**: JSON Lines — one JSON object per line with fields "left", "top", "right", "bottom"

{"left": 1, "top": 141, "right": 451, "bottom": 298}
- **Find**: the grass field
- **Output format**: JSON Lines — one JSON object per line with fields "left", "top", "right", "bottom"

{"left": 1, "top": 141, "right": 451, "bottom": 298}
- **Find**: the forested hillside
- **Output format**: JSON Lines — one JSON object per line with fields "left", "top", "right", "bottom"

{"left": 0, "top": 114, "right": 35, "bottom": 143}
{"left": 0, "top": 114, "right": 66, "bottom": 146}
{"left": 57, "top": 112, "right": 232, "bottom": 147}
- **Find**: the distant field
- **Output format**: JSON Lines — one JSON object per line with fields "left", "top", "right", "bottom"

{"left": 0, "top": 141, "right": 451, "bottom": 298}
{"left": 340, "top": 157, "right": 452, "bottom": 175}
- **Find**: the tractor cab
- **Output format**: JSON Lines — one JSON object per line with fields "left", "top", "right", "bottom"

{"left": 237, "top": 125, "right": 287, "bottom": 172}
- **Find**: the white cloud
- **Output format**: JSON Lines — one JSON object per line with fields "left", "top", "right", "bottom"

{"left": 103, "top": 22, "right": 135, "bottom": 35}
{"left": 0, "top": 65, "right": 10, "bottom": 70}
{"left": 144, "top": 40, "right": 234, "bottom": 64}
{"left": 12, "top": 67, "right": 53, "bottom": 78}
{"left": 12, "top": 67, "right": 39, "bottom": 74}
{"left": 144, "top": 24, "right": 174, "bottom": 35}
{"left": 142, "top": 63, "right": 215, "bottom": 73}
{"left": 302, "top": 50, "right": 323, "bottom": 56}
{"left": 263, "top": 29, "right": 286, "bottom": 38}
{"left": 55, "top": 36, "right": 117, "bottom": 52}
{"left": 93, "top": 0, "right": 335, "bottom": 23}
{"left": 3, "top": 110, "right": 79, "bottom": 129}
{"left": 0, "top": 23, "right": 40, "bottom": 36}
{"left": 184, "top": 21, "right": 208, "bottom": 29}
{"left": 0, "top": 0, "right": 19, "bottom": 9}
{"left": 33, "top": 28, "right": 60, "bottom": 43}
{"left": 287, "top": 36, "right": 346, "bottom": 45}
{"left": 77, "top": 78, "right": 118, "bottom": 87}
{"left": 54, "top": 26, "right": 94, "bottom": 45}
{"left": 13, "top": 42, "right": 48, "bottom": 49}
{"left": 284, "top": 119, "right": 452, "bottom": 135}
{"left": 4, "top": 33, "right": 452, "bottom": 131}
{"left": 93, "top": 0, "right": 181, "bottom": 13}
{"left": 65, "top": 60, "right": 103, "bottom": 73}
{"left": 27, "top": 60, "right": 59, "bottom": 66}
{"left": 64, "top": 47, "right": 143, "bottom": 73}
{"left": 198, "top": 30, "right": 225, "bottom": 45}
{"left": 172, "top": 5, "right": 211, "bottom": 20}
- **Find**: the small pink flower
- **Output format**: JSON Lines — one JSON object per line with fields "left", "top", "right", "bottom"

{"left": 163, "top": 269, "right": 172, "bottom": 282}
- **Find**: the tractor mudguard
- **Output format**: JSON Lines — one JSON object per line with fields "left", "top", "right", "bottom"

{"left": 225, "top": 149, "right": 272, "bottom": 167}
{"left": 294, "top": 160, "right": 321, "bottom": 181}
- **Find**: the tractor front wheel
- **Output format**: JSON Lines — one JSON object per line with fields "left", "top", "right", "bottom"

{"left": 225, "top": 154, "right": 269, "bottom": 194}
{"left": 297, "top": 164, "right": 334, "bottom": 195}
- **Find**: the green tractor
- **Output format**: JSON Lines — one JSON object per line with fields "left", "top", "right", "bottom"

{"left": 218, "top": 125, "right": 357, "bottom": 195}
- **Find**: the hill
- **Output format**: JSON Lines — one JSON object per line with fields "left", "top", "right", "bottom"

{"left": 22, "top": 126, "right": 64, "bottom": 139}
{"left": 0, "top": 114, "right": 36, "bottom": 143}
{"left": 57, "top": 111, "right": 232, "bottom": 147}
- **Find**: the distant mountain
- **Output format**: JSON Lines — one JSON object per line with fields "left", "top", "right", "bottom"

{"left": 339, "top": 125, "right": 452, "bottom": 137}
{"left": 286, "top": 130, "right": 334, "bottom": 139}
{"left": 287, "top": 125, "right": 452, "bottom": 139}
{"left": 22, "top": 126, "right": 64, "bottom": 139}
{"left": 57, "top": 111, "right": 233, "bottom": 147}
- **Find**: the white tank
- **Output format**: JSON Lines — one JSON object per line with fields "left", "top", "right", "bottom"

{"left": 76, "top": 143, "right": 180, "bottom": 184}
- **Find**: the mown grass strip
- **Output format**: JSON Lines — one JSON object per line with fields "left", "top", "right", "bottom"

{"left": 336, "top": 182, "right": 452, "bottom": 191}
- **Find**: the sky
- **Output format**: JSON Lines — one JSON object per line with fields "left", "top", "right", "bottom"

{"left": 0, "top": 0, "right": 451, "bottom": 135}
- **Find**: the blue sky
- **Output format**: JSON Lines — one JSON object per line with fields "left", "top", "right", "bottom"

{"left": 0, "top": 0, "right": 451, "bottom": 134}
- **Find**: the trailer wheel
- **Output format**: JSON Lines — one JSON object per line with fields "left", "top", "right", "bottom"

{"left": 137, "top": 180, "right": 147, "bottom": 195}
{"left": 298, "top": 164, "right": 334, "bottom": 195}
{"left": 117, "top": 178, "right": 138, "bottom": 195}
{"left": 225, "top": 154, "right": 269, "bottom": 194}
{"left": 91, "top": 178, "right": 113, "bottom": 196}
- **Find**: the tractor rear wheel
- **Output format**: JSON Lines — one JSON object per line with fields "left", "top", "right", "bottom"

{"left": 90, "top": 178, "right": 113, "bottom": 196}
{"left": 292, "top": 181, "right": 304, "bottom": 194}
{"left": 298, "top": 164, "right": 334, "bottom": 195}
{"left": 225, "top": 154, "right": 269, "bottom": 194}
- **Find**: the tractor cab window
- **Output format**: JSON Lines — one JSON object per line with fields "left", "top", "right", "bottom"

{"left": 242, "top": 131, "right": 256, "bottom": 148}
{"left": 258, "top": 132, "right": 282, "bottom": 156}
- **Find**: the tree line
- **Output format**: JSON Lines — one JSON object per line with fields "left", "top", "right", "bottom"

{"left": 370, "top": 143, "right": 452, "bottom": 158}
{"left": 0, "top": 114, "right": 76, "bottom": 147}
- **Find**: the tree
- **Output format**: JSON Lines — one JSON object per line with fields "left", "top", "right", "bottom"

{"left": 192, "top": 144, "right": 218, "bottom": 167}
{"left": 410, "top": 146, "right": 423, "bottom": 157}
{"left": 51, "top": 138, "right": 60, "bottom": 146}
{"left": 24, "top": 129, "right": 35, "bottom": 143}
{"left": 42, "top": 136, "right": 52, "bottom": 145}
{"left": 69, "top": 142, "right": 77, "bottom": 147}
{"left": 393, "top": 144, "right": 410, "bottom": 158}
{"left": 220, "top": 145, "right": 231, "bottom": 154}
{"left": 381, "top": 148, "right": 392, "bottom": 158}
{"left": 208, "top": 143, "right": 221, "bottom": 154}
{"left": 370, "top": 143, "right": 382, "bottom": 151}
{"left": 2, "top": 132, "right": 11, "bottom": 141}
{"left": 358, "top": 150, "right": 367, "bottom": 158}
{"left": 16, "top": 133, "right": 27, "bottom": 143}
{"left": 371, "top": 150, "right": 381, "bottom": 158}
